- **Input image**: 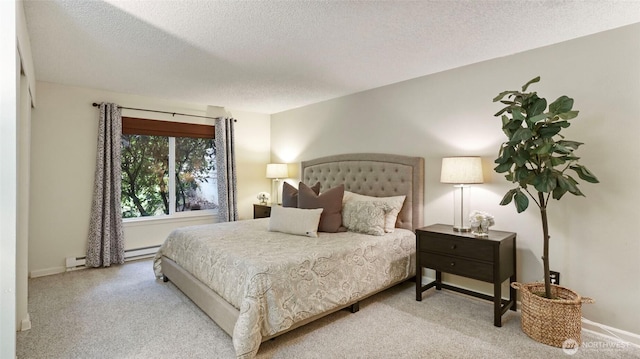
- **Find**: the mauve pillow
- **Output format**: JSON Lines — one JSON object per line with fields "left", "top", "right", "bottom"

{"left": 282, "top": 181, "right": 320, "bottom": 207}
{"left": 298, "top": 182, "right": 344, "bottom": 233}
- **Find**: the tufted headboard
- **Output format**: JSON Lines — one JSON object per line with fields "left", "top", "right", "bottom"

{"left": 301, "top": 153, "right": 424, "bottom": 231}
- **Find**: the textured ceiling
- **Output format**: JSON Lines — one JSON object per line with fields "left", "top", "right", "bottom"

{"left": 23, "top": 0, "right": 640, "bottom": 114}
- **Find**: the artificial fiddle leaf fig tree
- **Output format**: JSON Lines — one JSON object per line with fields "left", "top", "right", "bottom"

{"left": 493, "top": 76, "right": 599, "bottom": 299}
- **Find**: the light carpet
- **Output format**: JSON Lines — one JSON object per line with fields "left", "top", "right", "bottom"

{"left": 17, "top": 259, "right": 640, "bottom": 358}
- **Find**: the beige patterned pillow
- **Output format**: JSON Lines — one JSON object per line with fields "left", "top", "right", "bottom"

{"left": 342, "top": 191, "right": 406, "bottom": 232}
{"left": 342, "top": 201, "right": 391, "bottom": 236}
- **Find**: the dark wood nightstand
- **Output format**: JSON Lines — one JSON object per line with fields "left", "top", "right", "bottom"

{"left": 253, "top": 204, "right": 271, "bottom": 219}
{"left": 415, "top": 223, "right": 517, "bottom": 327}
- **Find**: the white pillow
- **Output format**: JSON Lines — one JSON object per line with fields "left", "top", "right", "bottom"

{"left": 342, "top": 201, "right": 391, "bottom": 236}
{"left": 342, "top": 191, "right": 406, "bottom": 232}
{"left": 268, "top": 206, "right": 324, "bottom": 238}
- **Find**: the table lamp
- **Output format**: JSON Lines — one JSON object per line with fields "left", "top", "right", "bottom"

{"left": 266, "top": 163, "right": 289, "bottom": 205}
{"left": 440, "top": 157, "right": 484, "bottom": 232}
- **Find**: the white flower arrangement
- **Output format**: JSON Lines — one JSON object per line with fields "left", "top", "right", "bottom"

{"left": 257, "top": 192, "right": 270, "bottom": 205}
{"left": 469, "top": 210, "right": 495, "bottom": 236}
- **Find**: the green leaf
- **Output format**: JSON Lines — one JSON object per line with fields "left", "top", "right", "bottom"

{"left": 538, "top": 125, "right": 562, "bottom": 138}
{"left": 493, "top": 90, "right": 518, "bottom": 102}
{"left": 528, "top": 98, "right": 547, "bottom": 118}
{"left": 494, "top": 106, "right": 510, "bottom": 117}
{"left": 511, "top": 108, "right": 525, "bottom": 122}
{"left": 511, "top": 128, "right": 533, "bottom": 142}
{"left": 515, "top": 167, "right": 535, "bottom": 184}
{"left": 514, "top": 189, "right": 529, "bottom": 212}
{"left": 500, "top": 189, "right": 517, "bottom": 206}
{"left": 501, "top": 115, "right": 510, "bottom": 127}
{"left": 558, "top": 110, "right": 579, "bottom": 120}
{"left": 532, "top": 142, "right": 553, "bottom": 155}
{"left": 570, "top": 165, "right": 600, "bottom": 183}
{"left": 521, "top": 76, "right": 540, "bottom": 92}
{"left": 528, "top": 112, "right": 549, "bottom": 123}
{"left": 557, "top": 140, "right": 583, "bottom": 150}
{"left": 552, "top": 185, "right": 567, "bottom": 200}
{"left": 549, "top": 156, "right": 566, "bottom": 166}
{"left": 565, "top": 175, "right": 585, "bottom": 196}
{"left": 549, "top": 95, "right": 574, "bottom": 114}
{"left": 494, "top": 162, "right": 513, "bottom": 173}
{"left": 514, "top": 148, "right": 530, "bottom": 166}
{"left": 556, "top": 174, "right": 572, "bottom": 190}
{"left": 495, "top": 146, "right": 514, "bottom": 164}
{"left": 553, "top": 144, "right": 572, "bottom": 155}
{"left": 533, "top": 169, "right": 556, "bottom": 193}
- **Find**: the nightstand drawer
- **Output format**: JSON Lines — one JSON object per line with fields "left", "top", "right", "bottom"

{"left": 418, "top": 235, "right": 493, "bottom": 260}
{"left": 253, "top": 204, "right": 271, "bottom": 219}
{"left": 419, "top": 252, "right": 493, "bottom": 282}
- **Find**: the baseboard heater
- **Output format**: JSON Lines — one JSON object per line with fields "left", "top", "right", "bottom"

{"left": 65, "top": 245, "right": 161, "bottom": 271}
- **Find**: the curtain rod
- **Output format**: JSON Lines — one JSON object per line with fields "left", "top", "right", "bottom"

{"left": 91, "top": 102, "right": 231, "bottom": 121}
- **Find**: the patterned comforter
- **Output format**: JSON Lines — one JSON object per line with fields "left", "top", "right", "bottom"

{"left": 153, "top": 218, "right": 416, "bottom": 358}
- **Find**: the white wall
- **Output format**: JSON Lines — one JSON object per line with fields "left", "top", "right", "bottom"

{"left": 2, "top": 1, "right": 36, "bottom": 357}
{"left": 29, "top": 81, "right": 271, "bottom": 276}
{"left": 0, "top": 1, "right": 18, "bottom": 356}
{"left": 272, "top": 24, "right": 640, "bottom": 335}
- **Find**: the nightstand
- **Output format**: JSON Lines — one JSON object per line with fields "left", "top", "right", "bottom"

{"left": 253, "top": 204, "right": 271, "bottom": 219}
{"left": 415, "top": 223, "right": 517, "bottom": 327}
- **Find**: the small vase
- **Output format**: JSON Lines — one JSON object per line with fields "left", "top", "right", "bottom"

{"left": 472, "top": 223, "right": 490, "bottom": 237}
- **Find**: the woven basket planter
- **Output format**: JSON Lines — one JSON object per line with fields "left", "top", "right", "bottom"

{"left": 511, "top": 282, "right": 594, "bottom": 348}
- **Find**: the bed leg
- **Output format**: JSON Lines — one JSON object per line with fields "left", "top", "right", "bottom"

{"left": 349, "top": 302, "right": 360, "bottom": 313}
{"left": 162, "top": 275, "right": 169, "bottom": 283}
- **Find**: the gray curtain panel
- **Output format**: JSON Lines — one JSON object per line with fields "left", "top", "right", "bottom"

{"left": 86, "top": 103, "right": 125, "bottom": 267}
{"left": 215, "top": 117, "right": 239, "bottom": 222}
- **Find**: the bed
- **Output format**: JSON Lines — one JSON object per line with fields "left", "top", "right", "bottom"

{"left": 154, "top": 153, "right": 424, "bottom": 358}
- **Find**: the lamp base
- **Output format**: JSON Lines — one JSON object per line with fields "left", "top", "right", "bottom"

{"left": 453, "top": 226, "right": 471, "bottom": 232}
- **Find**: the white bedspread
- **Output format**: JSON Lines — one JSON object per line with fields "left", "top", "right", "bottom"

{"left": 153, "top": 218, "right": 415, "bottom": 358}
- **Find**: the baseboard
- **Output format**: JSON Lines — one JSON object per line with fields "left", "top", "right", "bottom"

{"left": 30, "top": 245, "right": 160, "bottom": 278}
{"left": 65, "top": 245, "right": 160, "bottom": 271}
{"left": 30, "top": 266, "right": 66, "bottom": 278}
{"left": 582, "top": 318, "right": 640, "bottom": 348}
{"left": 19, "top": 313, "right": 31, "bottom": 331}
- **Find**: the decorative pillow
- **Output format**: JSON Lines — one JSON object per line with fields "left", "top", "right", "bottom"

{"left": 342, "top": 201, "right": 391, "bottom": 236}
{"left": 298, "top": 182, "right": 345, "bottom": 233}
{"left": 282, "top": 181, "right": 320, "bottom": 208}
{"left": 268, "top": 206, "right": 323, "bottom": 238}
{"left": 342, "top": 191, "right": 406, "bottom": 232}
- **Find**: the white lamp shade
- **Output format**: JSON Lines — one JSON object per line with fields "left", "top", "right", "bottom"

{"left": 266, "top": 163, "right": 289, "bottom": 179}
{"left": 440, "top": 157, "right": 484, "bottom": 184}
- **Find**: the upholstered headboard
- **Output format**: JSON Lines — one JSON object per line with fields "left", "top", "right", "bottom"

{"left": 300, "top": 153, "right": 424, "bottom": 231}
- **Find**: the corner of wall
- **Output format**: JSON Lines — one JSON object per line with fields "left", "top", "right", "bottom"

{"left": 16, "top": 0, "right": 36, "bottom": 106}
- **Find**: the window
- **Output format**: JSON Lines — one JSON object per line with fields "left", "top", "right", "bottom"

{"left": 120, "top": 117, "right": 217, "bottom": 219}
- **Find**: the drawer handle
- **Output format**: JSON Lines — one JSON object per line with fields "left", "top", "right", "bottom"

{"left": 450, "top": 262, "right": 455, "bottom": 267}
{"left": 450, "top": 244, "right": 457, "bottom": 250}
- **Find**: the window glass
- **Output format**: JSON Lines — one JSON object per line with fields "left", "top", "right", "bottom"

{"left": 121, "top": 134, "right": 169, "bottom": 218}
{"left": 175, "top": 137, "right": 217, "bottom": 212}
